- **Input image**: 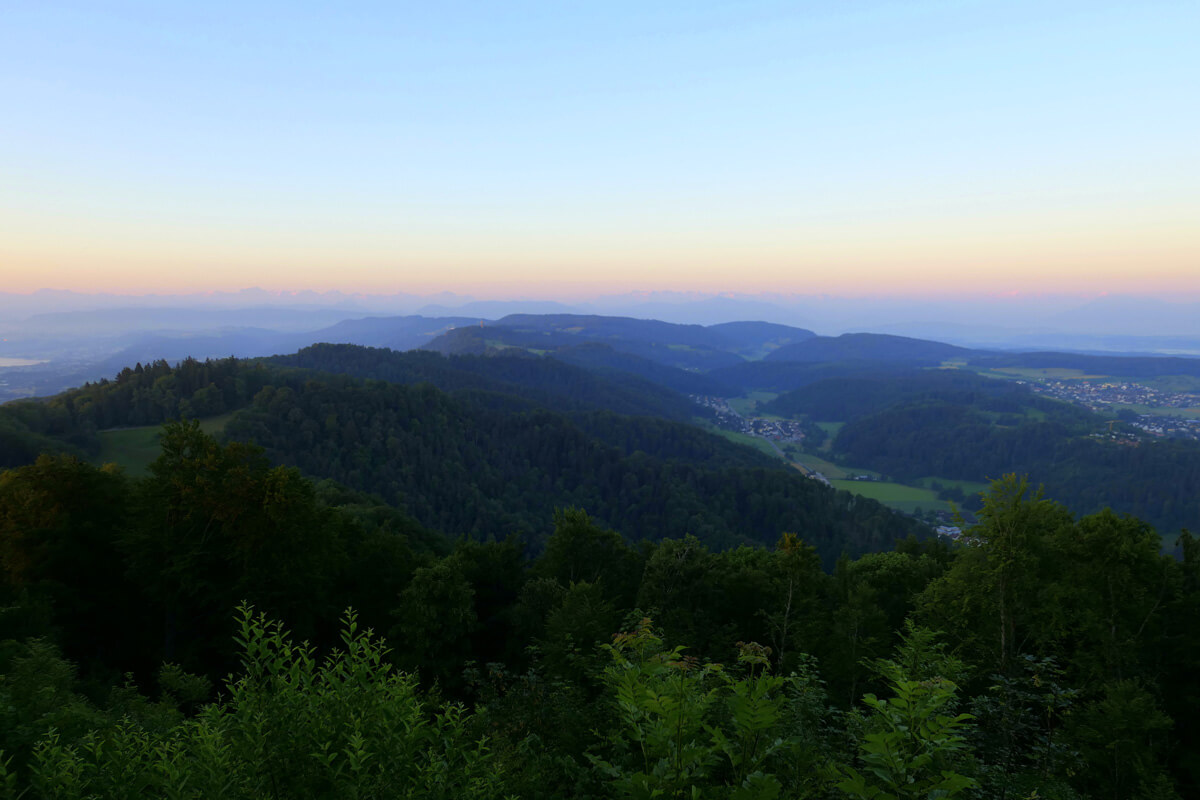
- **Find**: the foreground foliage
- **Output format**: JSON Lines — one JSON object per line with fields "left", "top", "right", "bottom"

{"left": 2, "top": 608, "right": 507, "bottom": 800}
{"left": 1, "top": 416, "right": 1197, "bottom": 798}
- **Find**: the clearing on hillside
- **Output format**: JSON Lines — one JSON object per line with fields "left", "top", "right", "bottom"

{"left": 830, "top": 479, "right": 949, "bottom": 514}
{"left": 95, "top": 413, "right": 235, "bottom": 475}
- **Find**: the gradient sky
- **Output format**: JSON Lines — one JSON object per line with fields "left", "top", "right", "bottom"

{"left": 2, "top": 0, "right": 1197, "bottom": 298}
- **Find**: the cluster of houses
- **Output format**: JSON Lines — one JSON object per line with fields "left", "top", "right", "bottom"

{"left": 800, "top": 469, "right": 831, "bottom": 487}
{"left": 690, "top": 395, "right": 983, "bottom": 539}
{"left": 690, "top": 395, "right": 807, "bottom": 443}
{"left": 1029, "top": 379, "right": 1200, "bottom": 415}
{"left": 745, "top": 417, "right": 807, "bottom": 442}
{"left": 1128, "top": 415, "right": 1200, "bottom": 441}
{"left": 1021, "top": 379, "right": 1200, "bottom": 442}
{"left": 691, "top": 395, "right": 743, "bottom": 426}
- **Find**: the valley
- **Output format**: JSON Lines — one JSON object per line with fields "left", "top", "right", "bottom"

{"left": 694, "top": 390, "right": 976, "bottom": 523}
{"left": 4, "top": 310, "right": 1200, "bottom": 798}
{"left": 8, "top": 313, "right": 1200, "bottom": 541}
{"left": 6, "top": 5, "right": 1198, "bottom": 792}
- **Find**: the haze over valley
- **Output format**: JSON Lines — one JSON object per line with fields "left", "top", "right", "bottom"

{"left": 5, "top": 289, "right": 1200, "bottom": 534}
{"left": 5, "top": 289, "right": 1200, "bottom": 402}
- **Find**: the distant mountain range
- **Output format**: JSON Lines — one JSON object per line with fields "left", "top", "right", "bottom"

{"left": 5, "top": 307, "right": 1200, "bottom": 538}
{"left": 6, "top": 289, "right": 1200, "bottom": 338}
{"left": 421, "top": 315, "right": 817, "bottom": 371}
{"left": 3, "top": 304, "right": 1200, "bottom": 405}
{"left": 762, "top": 333, "right": 971, "bottom": 365}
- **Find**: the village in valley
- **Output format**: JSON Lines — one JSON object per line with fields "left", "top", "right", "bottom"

{"left": 691, "top": 367, "right": 1200, "bottom": 543}
{"left": 691, "top": 393, "right": 968, "bottom": 538}
{"left": 1024, "top": 379, "right": 1200, "bottom": 441}
{"left": 690, "top": 395, "right": 808, "bottom": 443}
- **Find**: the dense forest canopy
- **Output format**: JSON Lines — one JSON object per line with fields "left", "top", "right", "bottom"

{"left": 3, "top": 337, "right": 1200, "bottom": 797}
{"left": 764, "top": 332, "right": 973, "bottom": 365}
{"left": 761, "top": 369, "right": 1087, "bottom": 423}
{"left": 1, "top": 438, "right": 1196, "bottom": 797}
{"left": 759, "top": 369, "right": 1200, "bottom": 535}
{"left": 270, "top": 344, "right": 708, "bottom": 422}
{"left": 0, "top": 350, "right": 920, "bottom": 562}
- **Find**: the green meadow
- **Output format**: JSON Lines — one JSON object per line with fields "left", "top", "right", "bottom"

{"left": 790, "top": 451, "right": 879, "bottom": 481}
{"left": 710, "top": 428, "right": 786, "bottom": 460}
{"left": 912, "top": 476, "right": 989, "bottom": 496}
{"left": 830, "top": 479, "right": 949, "bottom": 514}
{"left": 725, "top": 391, "right": 779, "bottom": 417}
{"left": 1141, "top": 375, "right": 1200, "bottom": 393}
{"left": 815, "top": 421, "right": 844, "bottom": 437}
{"left": 95, "top": 413, "right": 234, "bottom": 475}
{"left": 979, "top": 366, "right": 1109, "bottom": 381}
{"left": 1110, "top": 403, "right": 1200, "bottom": 419}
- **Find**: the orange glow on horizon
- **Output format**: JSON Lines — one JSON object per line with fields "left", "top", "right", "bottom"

{"left": 3, "top": 195, "right": 1197, "bottom": 299}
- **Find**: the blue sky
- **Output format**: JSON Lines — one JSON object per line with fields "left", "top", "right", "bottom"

{"left": 2, "top": 1, "right": 1197, "bottom": 296}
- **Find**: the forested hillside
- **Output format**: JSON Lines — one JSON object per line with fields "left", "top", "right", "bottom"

{"left": 1, "top": 441, "right": 1196, "bottom": 798}
{"left": 761, "top": 369, "right": 1085, "bottom": 423}
{"left": 0, "top": 352, "right": 920, "bottom": 563}
{"left": 969, "top": 350, "right": 1200, "bottom": 378}
{"left": 268, "top": 343, "right": 704, "bottom": 421}
{"left": 764, "top": 333, "right": 972, "bottom": 365}
{"left": 707, "top": 359, "right": 908, "bottom": 393}
{"left": 224, "top": 376, "right": 910, "bottom": 555}
{"left": 836, "top": 406, "right": 1200, "bottom": 533}
{"left": 426, "top": 325, "right": 747, "bottom": 371}
{"left": 3, "top": 338, "right": 1200, "bottom": 797}
{"left": 761, "top": 369, "right": 1200, "bottom": 536}
{"left": 550, "top": 342, "right": 737, "bottom": 396}
{"left": 0, "top": 356, "right": 257, "bottom": 468}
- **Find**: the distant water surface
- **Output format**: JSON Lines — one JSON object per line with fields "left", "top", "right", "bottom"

{"left": 0, "top": 357, "right": 45, "bottom": 367}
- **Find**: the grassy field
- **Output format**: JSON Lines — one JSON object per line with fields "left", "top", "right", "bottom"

{"left": 197, "top": 414, "right": 234, "bottom": 435}
{"left": 710, "top": 428, "right": 786, "bottom": 461}
{"left": 95, "top": 413, "right": 235, "bottom": 476}
{"left": 712, "top": 425, "right": 963, "bottom": 515}
{"left": 726, "top": 391, "right": 779, "bottom": 417}
{"left": 982, "top": 366, "right": 1109, "bottom": 381}
{"left": 779, "top": 443, "right": 804, "bottom": 461}
{"left": 739, "top": 343, "right": 780, "bottom": 361}
{"left": 789, "top": 451, "right": 880, "bottom": 481}
{"left": 912, "top": 476, "right": 990, "bottom": 496}
{"left": 95, "top": 427, "right": 164, "bottom": 476}
{"left": 815, "top": 421, "right": 844, "bottom": 436}
{"left": 814, "top": 422, "right": 843, "bottom": 452}
{"left": 830, "top": 479, "right": 949, "bottom": 514}
{"left": 1110, "top": 403, "right": 1200, "bottom": 419}
{"left": 484, "top": 340, "right": 524, "bottom": 351}
{"left": 1141, "top": 375, "right": 1200, "bottom": 393}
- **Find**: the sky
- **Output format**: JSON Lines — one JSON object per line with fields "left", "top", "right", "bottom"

{"left": 2, "top": 0, "right": 1198, "bottom": 299}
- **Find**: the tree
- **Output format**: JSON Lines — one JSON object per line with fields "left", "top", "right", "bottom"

{"left": 589, "top": 618, "right": 811, "bottom": 800}
{"left": 1043, "top": 509, "right": 1174, "bottom": 684}
{"left": 0, "top": 455, "right": 136, "bottom": 665}
{"left": 918, "top": 475, "right": 1072, "bottom": 676}
{"left": 832, "top": 666, "right": 976, "bottom": 800}
{"left": 126, "top": 421, "right": 343, "bottom": 674}
{"left": 763, "top": 533, "right": 824, "bottom": 674}
{"left": 392, "top": 559, "right": 476, "bottom": 687}
{"left": 534, "top": 508, "right": 641, "bottom": 606}
{"left": 1068, "top": 680, "right": 1176, "bottom": 800}
{"left": 832, "top": 626, "right": 976, "bottom": 800}
{"left": 7, "top": 607, "right": 508, "bottom": 799}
